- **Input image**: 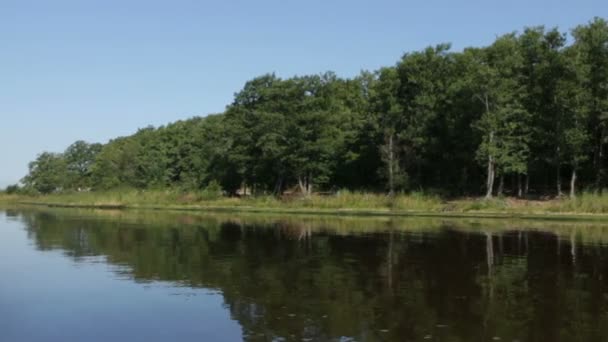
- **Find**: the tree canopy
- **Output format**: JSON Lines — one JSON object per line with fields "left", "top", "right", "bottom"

{"left": 19, "top": 18, "right": 608, "bottom": 198}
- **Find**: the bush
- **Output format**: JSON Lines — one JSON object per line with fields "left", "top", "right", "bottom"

{"left": 198, "top": 180, "right": 223, "bottom": 201}
{"left": 4, "top": 184, "right": 20, "bottom": 195}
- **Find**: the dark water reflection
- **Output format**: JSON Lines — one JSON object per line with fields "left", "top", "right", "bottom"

{"left": 1, "top": 208, "right": 608, "bottom": 341}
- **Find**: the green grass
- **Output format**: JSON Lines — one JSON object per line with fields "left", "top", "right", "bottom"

{"left": 5, "top": 189, "right": 608, "bottom": 219}
{"left": 0, "top": 189, "right": 443, "bottom": 211}
{"left": 545, "top": 192, "right": 608, "bottom": 214}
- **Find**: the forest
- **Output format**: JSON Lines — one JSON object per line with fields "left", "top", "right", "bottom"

{"left": 12, "top": 18, "right": 608, "bottom": 200}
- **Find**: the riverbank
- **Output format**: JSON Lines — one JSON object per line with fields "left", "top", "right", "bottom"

{"left": 4, "top": 190, "right": 608, "bottom": 220}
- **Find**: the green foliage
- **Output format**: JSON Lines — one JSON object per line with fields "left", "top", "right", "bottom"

{"left": 198, "top": 180, "right": 223, "bottom": 201}
{"left": 473, "top": 34, "right": 531, "bottom": 175}
{"left": 64, "top": 140, "right": 102, "bottom": 189}
{"left": 22, "top": 152, "right": 67, "bottom": 194}
{"left": 17, "top": 17, "right": 608, "bottom": 199}
{"left": 4, "top": 184, "right": 20, "bottom": 194}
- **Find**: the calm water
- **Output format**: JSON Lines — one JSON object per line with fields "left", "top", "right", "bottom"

{"left": 1, "top": 208, "right": 608, "bottom": 342}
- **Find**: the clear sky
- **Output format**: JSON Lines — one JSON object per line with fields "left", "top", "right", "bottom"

{"left": 0, "top": 0, "right": 605, "bottom": 187}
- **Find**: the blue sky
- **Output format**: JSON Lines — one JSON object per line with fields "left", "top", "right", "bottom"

{"left": 0, "top": 0, "right": 605, "bottom": 187}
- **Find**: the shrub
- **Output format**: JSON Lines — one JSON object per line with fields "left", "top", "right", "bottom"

{"left": 4, "top": 184, "right": 20, "bottom": 195}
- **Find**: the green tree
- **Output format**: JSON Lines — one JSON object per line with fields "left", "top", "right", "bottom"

{"left": 370, "top": 67, "right": 406, "bottom": 195}
{"left": 4, "top": 184, "right": 21, "bottom": 194}
{"left": 558, "top": 46, "right": 592, "bottom": 198}
{"left": 396, "top": 44, "right": 455, "bottom": 193}
{"left": 91, "top": 136, "right": 140, "bottom": 189}
{"left": 469, "top": 35, "right": 531, "bottom": 198}
{"left": 16, "top": 17, "right": 608, "bottom": 199}
{"left": 520, "top": 27, "right": 571, "bottom": 196}
{"left": 64, "top": 140, "right": 102, "bottom": 190}
{"left": 22, "top": 152, "right": 67, "bottom": 194}
{"left": 572, "top": 18, "right": 608, "bottom": 191}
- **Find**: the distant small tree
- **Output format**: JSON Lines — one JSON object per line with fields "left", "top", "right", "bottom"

{"left": 4, "top": 184, "right": 20, "bottom": 194}
{"left": 22, "top": 152, "right": 67, "bottom": 194}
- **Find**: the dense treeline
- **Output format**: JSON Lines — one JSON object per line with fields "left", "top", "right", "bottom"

{"left": 14, "top": 18, "right": 608, "bottom": 198}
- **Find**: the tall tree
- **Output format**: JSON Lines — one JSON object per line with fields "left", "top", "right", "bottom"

{"left": 22, "top": 152, "right": 67, "bottom": 194}
{"left": 558, "top": 46, "right": 591, "bottom": 198}
{"left": 64, "top": 140, "right": 102, "bottom": 190}
{"left": 470, "top": 35, "right": 531, "bottom": 198}
{"left": 572, "top": 18, "right": 608, "bottom": 191}
{"left": 370, "top": 67, "right": 406, "bottom": 195}
{"left": 520, "top": 27, "right": 569, "bottom": 196}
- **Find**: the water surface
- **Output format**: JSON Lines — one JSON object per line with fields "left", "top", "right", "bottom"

{"left": 1, "top": 208, "right": 608, "bottom": 341}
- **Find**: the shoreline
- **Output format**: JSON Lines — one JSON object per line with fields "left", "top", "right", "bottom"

{"left": 8, "top": 198, "right": 608, "bottom": 222}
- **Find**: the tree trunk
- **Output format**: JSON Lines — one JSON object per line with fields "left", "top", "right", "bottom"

{"left": 595, "top": 127, "right": 604, "bottom": 193}
{"left": 485, "top": 158, "right": 494, "bottom": 199}
{"left": 461, "top": 167, "right": 468, "bottom": 195}
{"left": 524, "top": 174, "right": 529, "bottom": 196}
{"left": 485, "top": 131, "right": 495, "bottom": 199}
{"left": 497, "top": 174, "right": 504, "bottom": 197}
{"left": 273, "top": 175, "right": 284, "bottom": 195}
{"left": 297, "top": 176, "right": 306, "bottom": 194}
{"left": 484, "top": 94, "right": 494, "bottom": 200}
{"left": 557, "top": 167, "right": 562, "bottom": 197}
{"left": 517, "top": 174, "right": 522, "bottom": 198}
{"left": 388, "top": 132, "right": 395, "bottom": 197}
{"left": 556, "top": 146, "right": 563, "bottom": 197}
{"left": 570, "top": 168, "right": 577, "bottom": 199}
{"left": 306, "top": 172, "right": 313, "bottom": 196}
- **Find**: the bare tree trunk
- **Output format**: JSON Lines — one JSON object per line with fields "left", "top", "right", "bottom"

{"left": 306, "top": 172, "right": 313, "bottom": 196}
{"left": 517, "top": 174, "right": 523, "bottom": 198}
{"left": 388, "top": 132, "right": 395, "bottom": 197}
{"left": 497, "top": 174, "right": 504, "bottom": 197}
{"left": 557, "top": 146, "right": 563, "bottom": 197}
{"left": 524, "top": 174, "right": 530, "bottom": 196}
{"left": 461, "top": 167, "right": 468, "bottom": 195}
{"left": 485, "top": 132, "right": 495, "bottom": 199}
{"left": 273, "top": 175, "right": 284, "bottom": 195}
{"left": 484, "top": 95, "right": 494, "bottom": 200}
{"left": 297, "top": 176, "right": 306, "bottom": 194}
{"left": 485, "top": 155, "right": 494, "bottom": 199}
{"left": 557, "top": 167, "right": 562, "bottom": 197}
{"left": 570, "top": 168, "right": 577, "bottom": 199}
{"left": 595, "top": 127, "right": 604, "bottom": 193}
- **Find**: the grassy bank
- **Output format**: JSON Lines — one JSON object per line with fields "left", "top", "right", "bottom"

{"left": 4, "top": 189, "right": 608, "bottom": 219}
{"left": 0, "top": 189, "right": 443, "bottom": 211}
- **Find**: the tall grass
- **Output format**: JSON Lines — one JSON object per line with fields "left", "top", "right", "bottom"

{"left": 7, "top": 189, "right": 608, "bottom": 215}
{"left": 0, "top": 193, "right": 20, "bottom": 203}
{"left": 2, "top": 189, "right": 444, "bottom": 211}
{"left": 548, "top": 192, "right": 608, "bottom": 214}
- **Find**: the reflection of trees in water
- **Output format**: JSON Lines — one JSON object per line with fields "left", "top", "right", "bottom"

{"left": 14, "top": 210, "right": 608, "bottom": 342}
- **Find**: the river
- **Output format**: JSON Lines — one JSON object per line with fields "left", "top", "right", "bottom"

{"left": 1, "top": 207, "right": 607, "bottom": 341}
